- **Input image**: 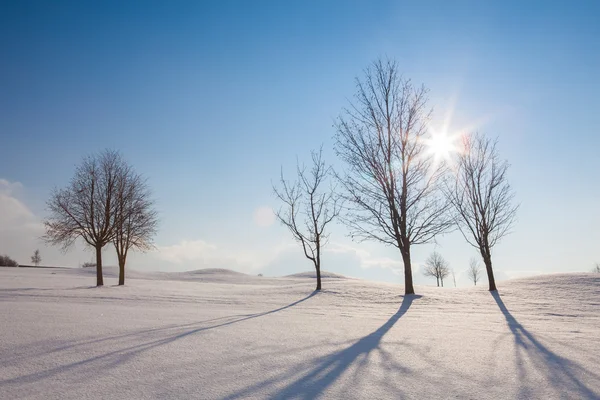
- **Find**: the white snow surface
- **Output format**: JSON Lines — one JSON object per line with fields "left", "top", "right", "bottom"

{"left": 1, "top": 267, "right": 599, "bottom": 399}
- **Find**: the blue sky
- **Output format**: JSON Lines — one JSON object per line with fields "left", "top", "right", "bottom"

{"left": 1, "top": 1, "right": 599, "bottom": 285}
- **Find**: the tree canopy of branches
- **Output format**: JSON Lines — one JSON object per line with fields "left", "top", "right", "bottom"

{"left": 44, "top": 150, "right": 157, "bottom": 286}
{"left": 468, "top": 257, "right": 482, "bottom": 286}
{"left": 44, "top": 150, "right": 123, "bottom": 286}
{"left": 113, "top": 164, "right": 158, "bottom": 285}
{"left": 445, "top": 134, "right": 518, "bottom": 291}
{"left": 274, "top": 147, "right": 341, "bottom": 291}
{"left": 334, "top": 58, "right": 453, "bottom": 295}
{"left": 422, "top": 251, "right": 450, "bottom": 287}
{"left": 31, "top": 249, "right": 41, "bottom": 266}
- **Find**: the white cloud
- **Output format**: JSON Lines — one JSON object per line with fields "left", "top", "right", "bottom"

{"left": 327, "top": 242, "right": 404, "bottom": 274}
{"left": 0, "top": 178, "right": 90, "bottom": 266}
{"left": 0, "top": 178, "right": 23, "bottom": 195}
{"left": 153, "top": 239, "right": 295, "bottom": 273}
{"left": 156, "top": 240, "right": 218, "bottom": 264}
{"left": 0, "top": 179, "right": 41, "bottom": 233}
{"left": 253, "top": 206, "right": 276, "bottom": 228}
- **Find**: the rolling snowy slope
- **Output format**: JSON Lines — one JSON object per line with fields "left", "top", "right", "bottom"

{"left": 1, "top": 268, "right": 599, "bottom": 399}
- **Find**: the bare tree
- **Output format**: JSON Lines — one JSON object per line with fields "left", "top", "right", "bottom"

{"left": 593, "top": 263, "right": 600, "bottom": 273}
{"left": 468, "top": 257, "right": 482, "bottom": 286}
{"left": 31, "top": 249, "right": 41, "bottom": 266}
{"left": 451, "top": 268, "right": 457, "bottom": 288}
{"left": 422, "top": 251, "right": 450, "bottom": 287}
{"left": 44, "top": 150, "right": 124, "bottom": 286}
{"left": 334, "top": 58, "right": 453, "bottom": 295}
{"left": 113, "top": 165, "right": 158, "bottom": 285}
{"left": 446, "top": 134, "right": 518, "bottom": 291}
{"left": 274, "top": 147, "right": 341, "bottom": 291}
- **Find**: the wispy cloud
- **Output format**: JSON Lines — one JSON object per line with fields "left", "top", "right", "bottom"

{"left": 327, "top": 242, "right": 404, "bottom": 275}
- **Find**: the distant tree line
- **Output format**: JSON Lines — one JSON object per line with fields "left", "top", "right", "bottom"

{"left": 0, "top": 255, "right": 18, "bottom": 267}
{"left": 44, "top": 149, "right": 158, "bottom": 286}
{"left": 274, "top": 57, "right": 518, "bottom": 294}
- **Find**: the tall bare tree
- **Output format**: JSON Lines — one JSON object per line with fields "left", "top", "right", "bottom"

{"left": 468, "top": 257, "right": 482, "bottom": 286}
{"left": 335, "top": 58, "right": 453, "bottom": 295}
{"left": 422, "top": 251, "right": 450, "bottom": 287}
{"left": 31, "top": 249, "right": 41, "bottom": 266}
{"left": 44, "top": 150, "right": 124, "bottom": 286}
{"left": 274, "top": 147, "right": 341, "bottom": 291}
{"left": 446, "top": 134, "right": 518, "bottom": 291}
{"left": 113, "top": 165, "right": 158, "bottom": 285}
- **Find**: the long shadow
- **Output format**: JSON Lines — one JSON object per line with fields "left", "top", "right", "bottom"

{"left": 491, "top": 292, "right": 600, "bottom": 399}
{"left": 224, "top": 294, "right": 421, "bottom": 400}
{"left": 2, "top": 291, "right": 318, "bottom": 386}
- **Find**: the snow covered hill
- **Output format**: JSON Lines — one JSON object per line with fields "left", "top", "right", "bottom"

{"left": 1, "top": 268, "right": 598, "bottom": 399}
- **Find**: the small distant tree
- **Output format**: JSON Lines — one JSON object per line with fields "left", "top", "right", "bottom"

{"left": 446, "top": 134, "right": 518, "bottom": 291}
{"left": 593, "top": 263, "right": 600, "bottom": 273}
{"left": 31, "top": 249, "right": 41, "bottom": 266}
{"left": 468, "top": 258, "right": 482, "bottom": 286}
{"left": 113, "top": 163, "right": 158, "bottom": 285}
{"left": 422, "top": 251, "right": 450, "bottom": 287}
{"left": 451, "top": 268, "right": 457, "bottom": 287}
{"left": 274, "top": 147, "right": 341, "bottom": 291}
{"left": 44, "top": 150, "right": 124, "bottom": 286}
{"left": 0, "top": 255, "right": 19, "bottom": 267}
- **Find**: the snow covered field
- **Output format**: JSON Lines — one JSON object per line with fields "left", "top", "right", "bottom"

{"left": 1, "top": 267, "right": 599, "bottom": 399}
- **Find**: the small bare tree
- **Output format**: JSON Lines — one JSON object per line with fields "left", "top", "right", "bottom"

{"left": 44, "top": 150, "right": 124, "bottom": 286}
{"left": 451, "top": 268, "right": 457, "bottom": 287}
{"left": 274, "top": 147, "right": 341, "bottom": 291}
{"left": 422, "top": 251, "right": 450, "bottom": 287}
{"left": 468, "top": 257, "right": 482, "bottom": 286}
{"left": 31, "top": 249, "right": 41, "bottom": 266}
{"left": 446, "top": 134, "right": 518, "bottom": 291}
{"left": 593, "top": 263, "right": 600, "bottom": 273}
{"left": 113, "top": 165, "right": 158, "bottom": 285}
{"left": 335, "top": 58, "right": 453, "bottom": 295}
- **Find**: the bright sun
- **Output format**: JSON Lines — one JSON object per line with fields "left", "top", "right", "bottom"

{"left": 425, "top": 130, "right": 458, "bottom": 162}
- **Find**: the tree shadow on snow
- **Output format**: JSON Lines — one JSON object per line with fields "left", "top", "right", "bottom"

{"left": 491, "top": 291, "right": 600, "bottom": 399}
{"left": 1, "top": 291, "right": 319, "bottom": 387}
{"left": 223, "top": 294, "right": 421, "bottom": 400}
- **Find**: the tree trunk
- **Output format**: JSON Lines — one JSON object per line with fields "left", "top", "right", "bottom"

{"left": 95, "top": 245, "right": 103, "bottom": 287}
{"left": 118, "top": 254, "right": 126, "bottom": 286}
{"left": 315, "top": 261, "right": 322, "bottom": 291}
{"left": 482, "top": 251, "right": 496, "bottom": 291}
{"left": 441, "top": 278, "right": 444, "bottom": 287}
{"left": 436, "top": 277, "right": 439, "bottom": 287}
{"left": 401, "top": 249, "right": 415, "bottom": 295}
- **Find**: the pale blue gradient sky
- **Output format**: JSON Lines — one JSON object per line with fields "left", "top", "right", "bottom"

{"left": 1, "top": 1, "right": 598, "bottom": 285}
